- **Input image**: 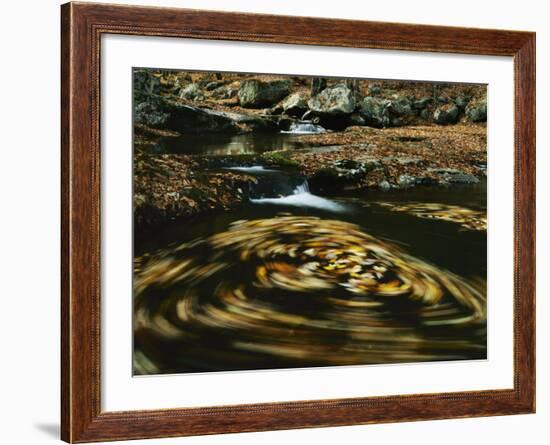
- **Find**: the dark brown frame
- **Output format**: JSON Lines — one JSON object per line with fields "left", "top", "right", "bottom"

{"left": 61, "top": 2, "right": 536, "bottom": 442}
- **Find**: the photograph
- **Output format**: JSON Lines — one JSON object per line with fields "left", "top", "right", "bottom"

{"left": 132, "top": 69, "right": 488, "bottom": 375}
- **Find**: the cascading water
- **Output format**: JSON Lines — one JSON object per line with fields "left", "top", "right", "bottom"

{"left": 225, "top": 165, "right": 345, "bottom": 212}
{"left": 281, "top": 120, "right": 326, "bottom": 135}
{"left": 293, "top": 181, "right": 310, "bottom": 194}
{"left": 252, "top": 178, "right": 346, "bottom": 213}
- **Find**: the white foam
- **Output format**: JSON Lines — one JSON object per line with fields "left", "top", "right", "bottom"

{"left": 252, "top": 192, "right": 346, "bottom": 212}
{"left": 225, "top": 166, "right": 277, "bottom": 173}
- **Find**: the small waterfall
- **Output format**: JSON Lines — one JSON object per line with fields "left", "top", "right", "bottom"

{"left": 281, "top": 121, "right": 326, "bottom": 135}
{"left": 294, "top": 181, "right": 310, "bottom": 194}
{"left": 224, "top": 165, "right": 276, "bottom": 173}
{"left": 252, "top": 178, "right": 346, "bottom": 213}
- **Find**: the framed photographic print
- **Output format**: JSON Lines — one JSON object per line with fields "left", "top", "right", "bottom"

{"left": 61, "top": 2, "right": 535, "bottom": 442}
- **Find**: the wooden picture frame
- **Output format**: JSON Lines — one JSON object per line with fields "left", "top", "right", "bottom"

{"left": 61, "top": 2, "right": 535, "bottom": 442}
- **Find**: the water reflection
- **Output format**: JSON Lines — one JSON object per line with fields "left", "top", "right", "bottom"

{"left": 153, "top": 133, "right": 302, "bottom": 155}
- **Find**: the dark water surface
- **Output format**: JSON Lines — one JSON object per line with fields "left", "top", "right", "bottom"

{"left": 153, "top": 132, "right": 303, "bottom": 155}
{"left": 134, "top": 133, "right": 487, "bottom": 375}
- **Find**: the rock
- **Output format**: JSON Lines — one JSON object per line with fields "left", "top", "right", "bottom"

{"left": 134, "top": 94, "right": 279, "bottom": 133}
{"left": 211, "top": 86, "right": 238, "bottom": 100}
{"left": 134, "top": 99, "right": 169, "bottom": 128}
{"left": 419, "top": 109, "right": 431, "bottom": 120}
{"left": 378, "top": 180, "right": 391, "bottom": 191}
{"left": 179, "top": 83, "right": 204, "bottom": 101}
{"left": 219, "top": 110, "right": 279, "bottom": 132}
{"left": 428, "top": 168, "right": 480, "bottom": 184}
{"left": 398, "top": 174, "right": 417, "bottom": 188}
{"left": 389, "top": 96, "right": 412, "bottom": 114}
{"left": 163, "top": 102, "right": 237, "bottom": 133}
{"left": 349, "top": 113, "right": 366, "bottom": 126}
{"left": 360, "top": 97, "right": 391, "bottom": 128}
{"left": 238, "top": 79, "right": 292, "bottom": 108}
{"left": 368, "top": 85, "right": 381, "bottom": 96}
{"left": 388, "top": 97, "right": 413, "bottom": 126}
{"left": 281, "top": 93, "right": 308, "bottom": 117}
{"left": 412, "top": 97, "right": 432, "bottom": 111}
{"left": 308, "top": 83, "right": 356, "bottom": 115}
{"left": 264, "top": 105, "right": 284, "bottom": 115}
{"left": 360, "top": 96, "right": 413, "bottom": 128}
{"left": 278, "top": 117, "right": 294, "bottom": 131}
{"left": 455, "top": 94, "right": 471, "bottom": 110}
{"left": 134, "top": 70, "right": 161, "bottom": 97}
{"left": 466, "top": 100, "right": 487, "bottom": 122}
{"left": 308, "top": 159, "right": 382, "bottom": 193}
{"left": 205, "top": 81, "right": 224, "bottom": 91}
{"left": 433, "top": 104, "right": 460, "bottom": 125}
{"left": 311, "top": 78, "right": 327, "bottom": 96}
{"left": 448, "top": 173, "right": 480, "bottom": 184}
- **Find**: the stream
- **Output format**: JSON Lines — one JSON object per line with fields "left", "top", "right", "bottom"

{"left": 134, "top": 131, "right": 487, "bottom": 375}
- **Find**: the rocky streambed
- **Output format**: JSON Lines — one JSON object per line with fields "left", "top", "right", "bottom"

{"left": 133, "top": 70, "right": 487, "bottom": 232}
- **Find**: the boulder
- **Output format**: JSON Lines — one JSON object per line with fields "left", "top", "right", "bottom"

{"left": 349, "top": 113, "right": 366, "bottom": 126}
{"left": 412, "top": 97, "right": 432, "bottom": 111}
{"left": 368, "top": 85, "right": 382, "bottom": 96}
{"left": 179, "top": 83, "right": 204, "bottom": 101}
{"left": 281, "top": 93, "right": 308, "bottom": 117}
{"left": 466, "top": 100, "right": 487, "bottom": 122}
{"left": 433, "top": 104, "right": 460, "bottom": 125}
{"left": 133, "top": 70, "right": 161, "bottom": 97}
{"left": 134, "top": 94, "right": 236, "bottom": 133}
{"left": 217, "top": 110, "right": 279, "bottom": 133}
{"left": 211, "top": 86, "right": 238, "bottom": 100}
{"left": 387, "top": 96, "right": 413, "bottom": 126}
{"left": 397, "top": 175, "right": 417, "bottom": 188}
{"left": 428, "top": 168, "right": 480, "bottom": 184}
{"left": 455, "top": 94, "right": 471, "bottom": 110}
{"left": 308, "top": 83, "right": 356, "bottom": 116}
{"left": 308, "top": 159, "right": 382, "bottom": 193}
{"left": 205, "top": 81, "right": 225, "bottom": 91}
{"left": 378, "top": 180, "right": 391, "bottom": 191}
{"left": 238, "top": 79, "right": 292, "bottom": 108}
{"left": 360, "top": 97, "right": 391, "bottom": 127}
{"left": 419, "top": 109, "right": 431, "bottom": 120}
{"left": 360, "top": 95, "right": 413, "bottom": 128}
{"left": 134, "top": 99, "right": 170, "bottom": 128}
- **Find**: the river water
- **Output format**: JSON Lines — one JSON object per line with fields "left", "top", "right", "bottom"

{"left": 134, "top": 132, "right": 487, "bottom": 375}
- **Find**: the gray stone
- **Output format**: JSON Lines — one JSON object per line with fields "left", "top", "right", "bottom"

{"left": 308, "top": 83, "right": 356, "bottom": 115}
{"left": 133, "top": 70, "right": 161, "bottom": 96}
{"left": 238, "top": 79, "right": 292, "bottom": 108}
{"left": 134, "top": 99, "right": 169, "bottom": 127}
{"left": 412, "top": 97, "right": 432, "bottom": 111}
{"left": 281, "top": 93, "right": 308, "bottom": 116}
{"left": 388, "top": 96, "right": 412, "bottom": 116}
{"left": 179, "top": 83, "right": 204, "bottom": 101}
{"left": 360, "top": 95, "right": 413, "bottom": 128}
{"left": 420, "top": 109, "right": 431, "bottom": 120}
{"left": 368, "top": 85, "right": 381, "bottom": 96}
{"left": 398, "top": 175, "right": 417, "bottom": 188}
{"left": 134, "top": 94, "right": 277, "bottom": 133}
{"left": 433, "top": 104, "right": 460, "bottom": 125}
{"left": 466, "top": 100, "right": 487, "bottom": 122}
{"left": 455, "top": 94, "right": 471, "bottom": 110}
{"left": 349, "top": 113, "right": 366, "bottom": 126}
{"left": 205, "top": 81, "right": 224, "bottom": 91}
{"left": 378, "top": 180, "right": 391, "bottom": 191}
{"left": 360, "top": 97, "right": 391, "bottom": 128}
{"left": 427, "top": 168, "right": 480, "bottom": 184}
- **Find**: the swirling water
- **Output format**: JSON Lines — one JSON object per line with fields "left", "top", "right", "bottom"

{"left": 135, "top": 135, "right": 487, "bottom": 375}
